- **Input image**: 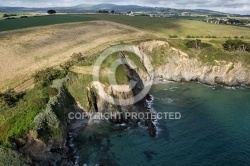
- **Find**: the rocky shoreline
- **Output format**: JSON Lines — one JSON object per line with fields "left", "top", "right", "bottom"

{"left": 4, "top": 40, "right": 250, "bottom": 165}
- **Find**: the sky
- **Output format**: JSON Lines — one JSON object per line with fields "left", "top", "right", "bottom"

{"left": 0, "top": 0, "right": 249, "bottom": 14}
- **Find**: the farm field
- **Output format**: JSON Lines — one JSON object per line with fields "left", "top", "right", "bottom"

{"left": 1, "top": 14, "right": 249, "bottom": 38}
{"left": 86, "top": 14, "right": 250, "bottom": 63}
{"left": 0, "top": 14, "right": 250, "bottom": 91}
{"left": 87, "top": 14, "right": 250, "bottom": 39}
{"left": 0, "top": 19, "right": 151, "bottom": 90}
{"left": 0, "top": 15, "right": 97, "bottom": 31}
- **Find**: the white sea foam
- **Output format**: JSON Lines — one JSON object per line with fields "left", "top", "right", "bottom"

{"left": 164, "top": 98, "right": 174, "bottom": 104}
{"left": 164, "top": 87, "right": 178, "bottom": 91}
{"left": 146, "top": 95, "right": 162, "bottom": 136}
{"left": 116, "top": 123, "right": 127, "bottom": 126}
{"left": 121, "top": 123, "right": 127, "bottom": 126}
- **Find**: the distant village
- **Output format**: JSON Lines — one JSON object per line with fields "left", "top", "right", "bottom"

{"left": 205, "top": 18, "right": 250, "bottom": 26}
{"left": 97, "top": 9, "right": 250, "bottom": 26}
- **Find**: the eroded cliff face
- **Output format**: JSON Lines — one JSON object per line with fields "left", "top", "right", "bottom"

{"left": 138, "top": 40, "right": 250, "bottom": 86}
{"left": 87, "top": 82, "right": 157, "bottom": 136}
{"left": 17, "top": 79, "right": 75, "bottom": 166}
{"left": 87, "top": 55, "right": 157, "bottom": 136}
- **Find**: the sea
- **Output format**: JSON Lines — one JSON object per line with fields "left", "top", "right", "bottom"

{"left": 73, "top": 82, "right": 250, "bottom": 166}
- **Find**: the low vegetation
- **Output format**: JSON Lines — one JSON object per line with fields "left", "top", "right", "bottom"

{"left": 0, "top": 67, "right": 72, "bottom": 146}
{"left": 0, "top": 84, "right": 49, "bottom": 146}
{"left": 186, "top": 35, "right": 217, "bottom": 38}
{"left": 66, "top": 73, "right": 93, "bottom": 109}
{"left": 150, "top": 45, "right": 172, "bottom": 67}
{"left": 169, "top": 35, "right": 178, "bottom": 38}
{"left": 0, "top": 146, "right": 31, "bottom": 165}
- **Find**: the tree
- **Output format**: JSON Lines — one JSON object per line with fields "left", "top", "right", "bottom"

{"left": 110, "top": 10, "right": 115, "bottom": 14}
{"left": 47, "top": 10, "right": 56, "bottom": 15}
{"left": 3, "top": 14, "right": 9, "bottom": 17}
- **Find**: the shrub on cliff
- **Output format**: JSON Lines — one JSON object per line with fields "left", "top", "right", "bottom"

{"left": 169, "top": 35, "right": 178, "bottom": 38}
{"left": 33, "top": 78, "right": 74, "bottom": 143}
{"left": 0, "top": 89, "right": 21, "bottom": 108}
{"left": 60, "top": 52, "right": 85, "bottom": 72}
{"left": 33, "top": 68, "right": 65, "bottom": 86}
{"left": 186, "top": 39, "right": 212, "bottom": 49}
{"left": 222, "top": 39, "right": 250, "bottom": 52}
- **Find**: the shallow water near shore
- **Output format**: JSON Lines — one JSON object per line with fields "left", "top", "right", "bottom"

{"left": 74, "top": 82, "right": 250, "bottom": 166}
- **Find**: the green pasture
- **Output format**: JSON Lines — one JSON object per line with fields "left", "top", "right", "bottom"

{"left": 87, "top": 14, "right": 250, "bottom": 38}
{"left": 0, "top": 15, "right": 96, "bottom": 31}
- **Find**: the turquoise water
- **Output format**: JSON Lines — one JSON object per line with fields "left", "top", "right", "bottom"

{"left": 74, "top": 83, "right": 250, "bottom": 166}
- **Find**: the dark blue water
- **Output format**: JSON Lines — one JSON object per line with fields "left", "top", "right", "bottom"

{"left": 74, "top": 83, "right": 250, "bottom": 166}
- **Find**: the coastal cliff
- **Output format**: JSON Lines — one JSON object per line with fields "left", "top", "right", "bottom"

{"left": 2, "top": 40, "right": 250, "bottom": 165}
{"left": 21, "top": 40, "right": 250, "bottom": 165}
{"left": 83, "top": 40, "right": 250, "bottom": 140}
{"left": 138, "top": 40, "right": 250, "bottom": 86}
{"left": 15, "top": 79, "right": 76, "bottom": 165}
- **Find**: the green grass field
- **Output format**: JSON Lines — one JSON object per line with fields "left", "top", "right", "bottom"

{"left": 1, "top": 14, "right": 249, "bottom": 39}
{"left": 0, "top": 15, "right": 96, "bottom": 31}
{"left": 85, "top": 14, "right": 250, "bottom": 38}
{"left": 66, "top": 73, "right": 93, "bottom": 109}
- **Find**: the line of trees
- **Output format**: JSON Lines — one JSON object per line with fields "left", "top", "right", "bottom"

{"left": 2, "top": 14, "right": 17, "bottom": 18}
{"left": 97, "top": 10, "right": 109, "bottom": 13}
{"left": 97, "top": 10, "right": 116, "bottom": 14}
